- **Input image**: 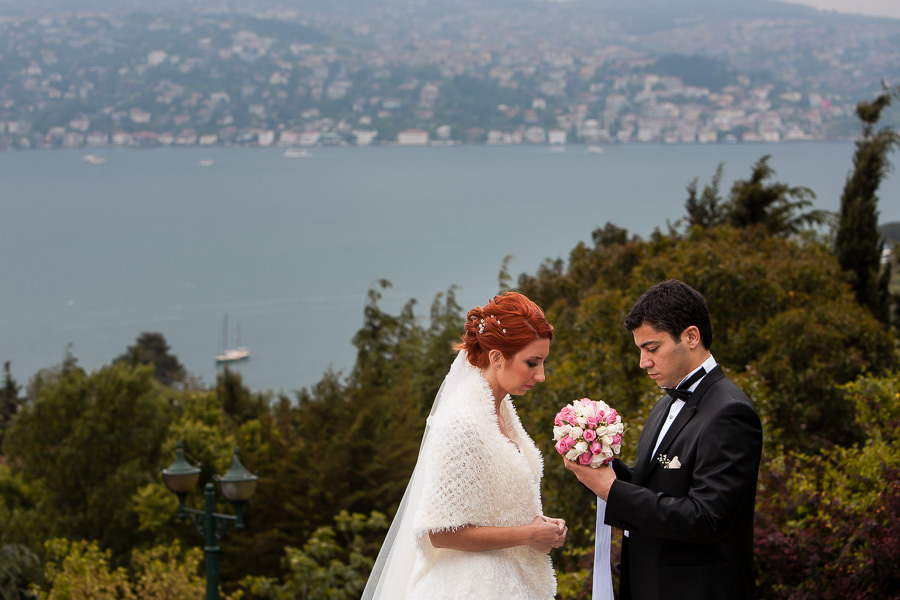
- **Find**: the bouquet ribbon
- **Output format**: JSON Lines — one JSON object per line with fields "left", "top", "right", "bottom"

{"left": 593, "top": 497, "right": 614, "bottom": 600}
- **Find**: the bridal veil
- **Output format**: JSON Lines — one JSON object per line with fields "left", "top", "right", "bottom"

{"left": 360, "top": 350, "right": 469, "bottom": 600}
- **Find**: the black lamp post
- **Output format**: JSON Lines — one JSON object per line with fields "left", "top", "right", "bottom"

{"left": 162, "top": 441, "right": 258, "bottom": 600}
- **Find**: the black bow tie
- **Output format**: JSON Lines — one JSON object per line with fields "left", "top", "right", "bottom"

{"left": 664, "top": 367, "right": 707, "bottom": 403}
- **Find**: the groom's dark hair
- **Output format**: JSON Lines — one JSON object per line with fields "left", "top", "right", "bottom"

{"left": 624, "top": 279, "right": 713, "bottom": 350}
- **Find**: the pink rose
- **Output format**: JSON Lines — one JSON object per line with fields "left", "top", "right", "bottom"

{"left": 586, "top": 416, "right": 601, "bottom": 428}
{"left": 556, "top": 435, "right": 571, "bottom": 454}
{"left": 582, "top": 429, "right": 597, "bottom": 442}
{"left": 606, "top": 413, "right": 618, "bottom": 425}
{"left": 554, "top": 438, "right": 568, "bottom": 455}
{"left": 578, "top": 451, "right": 593, "bottom": 465}
{"left": 554, "top": 435, "right": 577, "bottom": 455}
{"left": 612, "top": 433, "right": 622, "bottom": 445}
{"left": 590, "top": 441, "right": 603, "bottom": 455}
{"left": 558, "top": 406, "right": 578, "bottom": 426}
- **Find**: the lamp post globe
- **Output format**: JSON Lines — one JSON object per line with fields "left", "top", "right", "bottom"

{"left": 217, "top": 448, "right": 258, "bottom": 502}
{"left": 161, "top": 441, "right": 201, "bottom": 509}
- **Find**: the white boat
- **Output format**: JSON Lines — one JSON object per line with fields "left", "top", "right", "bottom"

{"left": 586, "top": 145, "right": 605, "bottom": 154}
{"left": 215, "top": 314, "right": 250, "bottom": 363}
{"left": 198, "top": 158, "right": 214, "bottom": 167}
{"left": 215, "top": 347, "right": 250, "bottom": 363}
{"left": 83, "top": 154, "right": 105, "bottom": 165}
{"left": 283, "top": 147, "right": 309, "bottom": 158}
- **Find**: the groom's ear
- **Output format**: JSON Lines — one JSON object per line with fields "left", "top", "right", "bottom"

{"left": 681, "top": 326, "right": 702, "bottom": 350}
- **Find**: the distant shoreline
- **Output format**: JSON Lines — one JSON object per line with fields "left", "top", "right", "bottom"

{"left": 0, "top": 137, "right": 863, "bottom": 154}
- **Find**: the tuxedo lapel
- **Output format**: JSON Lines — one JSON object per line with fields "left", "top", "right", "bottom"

{"left": 633, "top": 399, "right": 670, "bottom": 484}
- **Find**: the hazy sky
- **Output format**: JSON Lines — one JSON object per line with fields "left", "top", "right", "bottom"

{"left": 781, "top": 0, "right": 900, "bottom": 19}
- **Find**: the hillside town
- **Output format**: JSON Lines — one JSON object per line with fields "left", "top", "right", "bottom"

{"left": 1, "top": 1, "right": 899, "bottom": 150}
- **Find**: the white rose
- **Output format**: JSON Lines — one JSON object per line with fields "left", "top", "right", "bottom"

{"left": 565, "top": 448, "right": 583, "bottom": 461}
{"left": 571, "top": 426, "right": 584, "bottom": 440}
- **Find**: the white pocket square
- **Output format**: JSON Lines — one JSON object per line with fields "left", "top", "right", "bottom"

{"left": 657, "top": 454, "right": 681, "bottom": 469}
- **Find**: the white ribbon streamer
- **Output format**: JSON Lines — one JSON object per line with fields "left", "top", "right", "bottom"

{"left": 593, "top": 497, "right": 614, "bottom": 600}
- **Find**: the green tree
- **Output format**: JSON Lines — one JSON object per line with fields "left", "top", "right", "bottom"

{"left": 113, "top": 332, "right": 186, "bottom": 387}
{"left": 242, "top": 510, "right": 388, "bottom": 600}
{"left": 0, "top": 361, "right": 22, "bottom": 447}
{"left": 129, "top": 543, "right": 207, "bottom": 599}
{"left": 0, "top": 543, "right": 42, "bottom": 600}
{"left": 216, "top": 367, "right": 269, "bottom": 426}
{"left": 3, "top": 363, "right": 174, "bottom": 560}
{"left": 684, "top": 162, "right": 726, "bottom": 229}
{"left": 726, "top": 155, "right": 831, "bottom": 235}
{"left": 34, "top": 539, "right": 132, "bottom": 600}
{"left": 834, "top": 85, "right": 900, "bottom": 324}
{"left": 33, "top": 539, "right": 218, "bottom": 600}
{"left": 754, "top": 371, "right": 900, "bottom": 598}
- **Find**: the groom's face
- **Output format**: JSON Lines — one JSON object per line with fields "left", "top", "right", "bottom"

{"left": 631, "top": 323, "right": 693, "bottom": 389}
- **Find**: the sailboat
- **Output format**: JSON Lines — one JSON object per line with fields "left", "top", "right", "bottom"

{"left": 215, "top": 314, "right": 250, "bottom": 363}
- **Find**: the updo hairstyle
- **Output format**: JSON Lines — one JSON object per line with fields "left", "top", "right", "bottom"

{"left": 454, "top": 291, "right": 554, "bottom": 369}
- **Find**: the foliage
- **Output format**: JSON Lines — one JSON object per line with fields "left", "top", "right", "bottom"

{"left": 33, "top": 539, "right": 132, "bottom": 600}
{"left": 652, "top": 54, "right": 734, "bottom": 91}
{"left": 0, "top": 544, "right": 41, "bottom": 600}
{"left": 241, "top": 511, "right": 388, "bottom": 600}
{"left": 113, "top": 332, "right": 186, "bottom": 387}
{"left": 683, "top": 162, "right": 726, "bottom": 229}
{"left": 32, "top": 539, "right": 228, "bottom": 600}
{"left": 725, "top": 154, "right": 832, "bottom": 235}
{"left": 0, "top": 362, "right": 22, "bottom": 448}
{"left": 2, "top": 363, "right": 174, "bottom": 560}
{"left": 129, "top": 543, "right": 208, "bottom": 599}
{"left": 834, "top": 85, "right": 900, "bottom": 324}
{"left": 753, "top": 372, "right": 900, "bottom": 598}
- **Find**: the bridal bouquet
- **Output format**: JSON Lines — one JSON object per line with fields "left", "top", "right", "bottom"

{"left": 553, "top": 398, "right": 625, "bottom": 468}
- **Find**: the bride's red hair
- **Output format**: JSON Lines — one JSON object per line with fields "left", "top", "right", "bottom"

{"left": 454, "top": 291, "right": 554, "bottom": 368}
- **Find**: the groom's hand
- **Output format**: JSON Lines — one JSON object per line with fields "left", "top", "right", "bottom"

{"left": 563, "top": 459, "right": 616, "bottom": 501}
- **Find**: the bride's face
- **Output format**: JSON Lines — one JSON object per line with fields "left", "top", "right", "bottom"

{"left": 495, "top": 337, "right": 550, "bottom": 397}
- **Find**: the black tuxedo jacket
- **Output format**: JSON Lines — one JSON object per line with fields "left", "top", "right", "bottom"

{"left": 605, "top": 365, "right": 762, "bottom": 600}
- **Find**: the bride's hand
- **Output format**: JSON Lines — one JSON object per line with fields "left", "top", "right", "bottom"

{"left": 527, "top": 515, "right": 568, "bottom": 553}
{"left": 542, "top": 515, "right": 568, "bottom": 548}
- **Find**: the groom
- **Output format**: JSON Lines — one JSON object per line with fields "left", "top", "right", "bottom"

{"left": 565, "top": 279, "right": 763, "bottom": 600}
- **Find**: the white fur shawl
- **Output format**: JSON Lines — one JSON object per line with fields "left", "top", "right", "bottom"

{"left": 407, "top": 359, "right": 556, "bottom": 600}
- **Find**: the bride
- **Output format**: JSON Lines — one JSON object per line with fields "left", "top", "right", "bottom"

{"left": 362, "top": 291, "right": 567, "bottom": 600}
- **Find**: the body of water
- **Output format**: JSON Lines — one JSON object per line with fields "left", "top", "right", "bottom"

{"left": 2, "top": 142, "right": 897, "bottom": 393}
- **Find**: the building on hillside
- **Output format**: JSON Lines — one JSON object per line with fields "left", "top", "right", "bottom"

{"left": 353, "top": 130, "right": 378, "bottom": 145}
{"left": 397, "top": 129, "right": 429, "bottom": 145}
{"left": 548, "top": 129, "right": 566, "bottom": 145}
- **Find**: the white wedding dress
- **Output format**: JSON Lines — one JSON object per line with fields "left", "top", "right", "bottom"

{"left": 362, "top": 351, "right": 556, "bottom": 600}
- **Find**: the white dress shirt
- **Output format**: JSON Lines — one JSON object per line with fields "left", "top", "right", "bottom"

{"left": 650, "top": 354, "right": 718, "bottom": 461}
